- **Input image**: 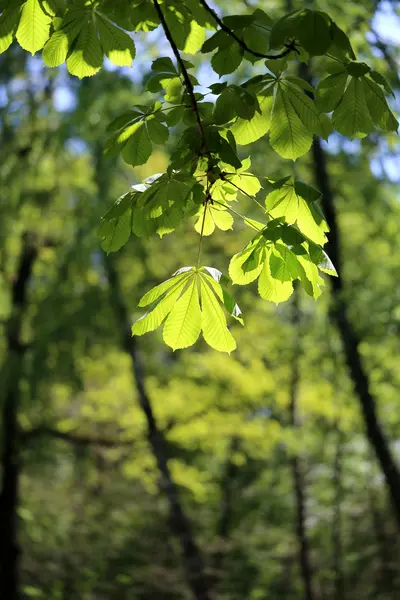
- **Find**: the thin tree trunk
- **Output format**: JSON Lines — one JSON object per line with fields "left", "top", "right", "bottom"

{"left": 367, "top": 472, "right": 397, "bottom": 597}
{"left": 105, "top": 257, "right": 212, "bottom": 600}
{"left": 289, "top": 289, "right": 316, "bottom": 600}
{"left": 0, "top": 233, "right": 38, "bottom": 600}
{"left": 213, "top": 437, "right": 239, "bottom": 582}
{"left": 311, "top": 136, "right": 400, "bottom": 528}
{"left": 332, "top": 426, "right": 345, "bottom": 600}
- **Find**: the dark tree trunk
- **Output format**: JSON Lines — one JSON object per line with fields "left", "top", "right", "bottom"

{"left": 332, "top": 427, "right": 345, "bottom": 600}
{"left": 105, "top": 257, "right": 212, "bottom": 600}
{"left": 311, "top": 137, "right": 400, "bottom": 528}
{"left": 0, "top": 234, "right": 38, "bottom": 600}
{"left": 289, "top": 290, "right": 316, "bottom": 600}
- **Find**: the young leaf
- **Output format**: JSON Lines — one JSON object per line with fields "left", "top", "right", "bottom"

{"left": 258, "top": 258, "right": 293, "bottom": 304}
{"left": 163, "top": 278, "right": 202, "bottom": 350}
{"left": 200, "top": 277, "right": 236, "bottom": 353}
{"left": 265, "top": 179, "right": 328, "bottom": 245}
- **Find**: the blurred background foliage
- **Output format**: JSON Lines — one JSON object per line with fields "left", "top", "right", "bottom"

{"left": 1, "top": 0, "right": 400, "bottom": 599}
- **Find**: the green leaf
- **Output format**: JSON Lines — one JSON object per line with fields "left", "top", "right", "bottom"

{"left": 138, "top": 271, "right": 192, "bottom": 307}
{"left": 346, "top": 61, "right": 370, "bottom": 78}
{"left": 332, "top": 77, "right": 374, "bottom": 138}
{"left": 132, "top": 283, "right": 186, "bottom": 336}
{"left": 211, "top": 41, "right": 243, "bottom": 76}
{"left": 370, "top": 70, "right": 394, "bottom": 97}
{"left": 66, "top": 19, "right": 103, "bottom": 78}
{"left": 269, "top": 9, "right": 301, "bottom": 49}
{"left": 328, "top": 22, "right": 355, "bottom": 60}
{"left": 258, "top": 257, "right": 293, "bottom": 304}
{"left": 164, "top": 4, "right": 191, "bottom": 50}
{"left": 269, "top": 243, "right": 301, "bottom": 281}
{"left": 195, "top": 204, "right": 233, "bottom": 235}
{"left": 99, "top": 208, "right": 132, "bottom": 254}
{"left": 200, "top": 277, "right": 236, "bottom": 353}
{"left": 16, "top": 0, "right": 52, "bottom": 54}
{"left": 96, "top": 14, "right": 136, "bottom": 67}
{"left": 316, "top": 72, "right": 348, "bottom": 113}
{"left": 284, "top": 81, "right": 333, "bottom": 139}
{"left": 163, "top": 278, "right": 202, "bottom": 350}
{"left": 265, "top": 179, "right": 327, "bottom": 245}
{"left": 200, "top": 268, "right": 244, "bottom": 325}
{"left": 229, "top": 236, "right": 265, "bottom": 285}
{"left": 183, "top": 20, "right": 206, "bottom": 54}
{"left": 230, "top": 92, "right": 274, "bottom": 145}
{"left": 362, "top": 77, "right": 398, "bottom": 132}
{"left": 270, "top": 84, "right": 312, "bottom": 160}
{"left": 0, "top": 4, "right": 20, "bottom": 53}
{"left": 308, "top": 243, "right": 337, "bottom": 276}
{"left": 297, "top": 10, "right": 332, "bottom": 56}
{"left": 121, "top": 121, "right": 152, "bottom": 166}
{"left": 146, "top": 117, "right": 169, "bottom": 144}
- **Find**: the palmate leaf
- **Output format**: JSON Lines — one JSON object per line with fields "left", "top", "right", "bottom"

{"left": 106, "top": 106, "right": 169, "bottom": 167}
{"left": 265, "top": 179, "right": 328, "bottom": 245}
{"left": 132, "top": 267, "right": 241, "bottom": 353}
{"left": 229, "top": 220, "right": 336, "bottom": 304}
{"left": 229, "top": 76, "right": 332, "bottom": 160}
{"left": 194, "top": 204, "right": 233, "bottom": 236}
{"left": 41, "top": 6, "right": 136, "bottom": 76}
{"left": 100, "top": 171, "right": 201, "bottom": 250}
{"left": 317, "top": 69, "right": 398, "bottom": 137}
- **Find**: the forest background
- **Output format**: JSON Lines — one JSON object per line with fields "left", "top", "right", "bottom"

{"left": 1, "top": 0, "right": 400, "bottom": 599}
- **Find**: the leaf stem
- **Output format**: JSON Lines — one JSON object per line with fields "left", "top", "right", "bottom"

{"left": 212, "top": 199, "right": 262, "bottom": 231}
{"left": 199, "top": 0, "right": 298, "bottom": 60}
{"left": 153, "top": 0, "right": 209, "bottom": 154}
{"left": 196, "top": 202, "right": 209, "bottom": 268}
{"left": 223, "top": 178, "right": 266, "bottom": 213}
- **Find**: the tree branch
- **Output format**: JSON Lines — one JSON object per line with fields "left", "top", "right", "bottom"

{"left": 153, "top": 0, "right": 209, "bottom": 154}
{"left": 198, "top": 0, "right": 297, "bottom": 60}
{"left": 21, "top": 426, "right": 134, "bottom": 448}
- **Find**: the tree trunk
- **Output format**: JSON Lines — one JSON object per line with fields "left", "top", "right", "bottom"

{"left": 367, "top": 471, "right": 397, "bottom": 597}
{"left": 311, "top": 136, "right": 400, "bottom": 528}
{"left": 213, "top": 437, "right": 239, "bottom": 583}
{"left": 0, "top": 234, "right": 38, "bottom": 600}
{"left": 289, "top": 289, "right": 316, "bottom": 600}
{"left": 105, "top": 257, "right": 212, "bottom": 600}
{"left": 332, "top": 427, "right": 345, "bottom": 600}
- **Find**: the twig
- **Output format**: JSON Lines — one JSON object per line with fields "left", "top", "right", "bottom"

{"left": 199, "top": 0, "right": 298, "bottom": 60}
{"left": 196, "top": 183, "right": 211, "bottom": 267}
{"left": 153, "top": 0, "right": 209, "bottom": 153}
{"left": 21, "top": 425, "right": 134, "bottom": 448}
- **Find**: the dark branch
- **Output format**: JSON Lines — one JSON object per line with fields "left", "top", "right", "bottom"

{"left": 21, "top": 426, "right": 134, "bottom": 448}
{"left": 199, "top": 0, "right": 297, "bottom": 60}
{"left": 153, "top": 0, "right": 209, "bottom": 153}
